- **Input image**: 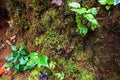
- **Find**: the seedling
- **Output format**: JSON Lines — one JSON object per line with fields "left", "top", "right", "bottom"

{"left": 5, "top": 45, "right": 29, "bottom": 74}
{"left": 5, "top": 46, "right": 49, "bottom": 74}
{"left": 68, "top": 2, "right": 99, "bottom": 36}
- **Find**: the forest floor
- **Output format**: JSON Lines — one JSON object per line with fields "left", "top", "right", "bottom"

{"left": 0, "top": 0, "right": 120, "bottom": 80}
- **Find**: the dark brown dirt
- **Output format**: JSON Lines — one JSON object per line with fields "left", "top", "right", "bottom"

{"left": 84, "top": 5, "right": 120, "bottom": 79}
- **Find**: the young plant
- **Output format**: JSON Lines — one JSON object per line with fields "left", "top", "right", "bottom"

{"left": 5, "top": 45, "right": 29, "bottom": 74}
{"left": 5, "top": 46, "right": 49, "bottom": 74}
{"left": 68, "top": 2, "right": 99, "bottom": 36}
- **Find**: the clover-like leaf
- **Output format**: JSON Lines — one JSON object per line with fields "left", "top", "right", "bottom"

{"left": 37, "top": 55, "right": 48, "bottom": 67}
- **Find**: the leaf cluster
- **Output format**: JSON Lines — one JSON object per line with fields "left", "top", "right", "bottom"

{"left": 98, "top": 0, "right": 120, "bottom": 10}
{"left": 5, "top": 46, "right": 49, "bottom": 74}
{"left": 68, "top": 2, "right": 99, "bottom": 36}
{"left": 5, "top": 45, "right": 29, "bottom": 74}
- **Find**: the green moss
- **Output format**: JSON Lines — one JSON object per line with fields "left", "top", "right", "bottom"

{"left": 35, "top": 35, "right": 48, "bottom": 46}
{"left": 81, "top": 69, "right": 95, "bottom": 80}
{"left": 0, "top": 78, "right": 9, "bottom": 80}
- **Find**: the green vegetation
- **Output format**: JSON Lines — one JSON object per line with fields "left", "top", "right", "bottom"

{"left": 98, "top": 0, "right": 120, "bottom": 10}
{"left": 1, "top": 0, "right": 119, "bottom": 80}
{"left": 68, "top": 2, "right": 99, "bottom": 36}
{"left": 54, "top": 72, "right": 65, "bottom": 80}
{"left": 5, "top": 45, "right": 49, "bottom": 74}
{"left": 98, "top": 0, "right": 114, "bottom": 10}
{"left": 81, "top": 69, "right": 95, "bottom": 80}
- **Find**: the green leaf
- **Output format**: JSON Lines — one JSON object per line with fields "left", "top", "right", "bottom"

{"left": 105, "top": 5, "right": 111, "bottom": 10}
{"left": 107, "top": 0, "right": 114, "bottom": 5}
{"left": 19, "top": 45, "right": 25, "bottom": 51}
{"left": 19, "top": 50, "right": 26, "bottom": 55}
{"left": 68, "top": 2, "right": 80, "bottom": 8}
{"left": 6, "top": 62, "right": 12, "bottom": 68}
{"left": 5, "top": 56, "right": 14, "bottom": 61}
{"left": 13, "top": 57, "right": 19, "bottom": 63}
{"left": 37, "top": 55, "right": 48, "bottom": 67}
{"left": 71, "top": 8, "right": 87, "bottom": 14}
{"left": 84, "top": 14, "right": 98, "bottom": 25}
{"left": 28, "top": 52, "right": 38, "bottom": 58}
{"left": 87, "top": 8, "right": 97, "bottom": 15}
{"left": 11, "top": 52, "right": 17, "bottom": 57}
{"left": 75, "top": 14, "right": 88, "bottom": 36}
{"left": 90, "top": 22, "right": 98, "bottom": 31}
{"left": 98, "top": 0, "right": 114, "bottom": 5}
{"left": 11, "top": 45, "right": 17, "bottom": 51}
{"left": 14, "top": 64, "right": 19, "bottom": 70}
{"left": 78, "top": 26, "right": 88, "bottom": 36}
{"left": 98, "top": 0, "right": 107, "bottom": 5}
{"left": 23, "top": 66, "right": 28, "bottom": 71}
{"left": 19, "top": 56, "right": 28, "bottom": 65}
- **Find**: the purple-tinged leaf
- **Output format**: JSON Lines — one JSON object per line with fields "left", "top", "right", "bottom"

{"left": 39, "top": 72, "right": 48, "bottom": 80}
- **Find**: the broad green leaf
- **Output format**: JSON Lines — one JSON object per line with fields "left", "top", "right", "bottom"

{"left": 20, "top": 50, "right": 26, "bottom": 55}
{"left": 105, "top": 5, "right": 111, "bottom": 10}
{"left": 28, "top": 52, "right": 38, "bottom": 58}
{"left": 5, "top": 56, "right": 14, "bottom": 61}
{"left": 6, "top": 62, "right": 12, "bottom": 68}
{"left": 107, "top": 0, "right": 114, "bottom": 5}
{"left": 84, "top": 14, "right": 98, "bottom": 25}
{"left": 76, "top": 14, "right": 88, "bottom": 36}
{"left": 13, "top": 57, "right": 19, "bottom": 63}
{"left": 23, "top": 66, "right": 28, "bottom": 71}
{"left": 98, "top": 0, "right": 114, "bottom": 5}
{"left": 78, "top": 26, "right": 88, "bottom": 36}
{"left": 14, "top": 64, "right": 19, "bottom": 70}
{"left": 19, "top": 45, "right": 25, "bottom": 51}
{"left": 68, "top": 2, "right": 80, "bottom": 8}
{"left": 19, "top": 56, "right": 28, "bottom": 65}
{"left": 87, "top": 8, "right": 97, "bottom": 15}
{"left": 71, "top": 8, "right": 87, "bottom": 14}
{"left": 37, "top": 55, "right": 48, "bottom": 67}
{"left": 11, "top": 45, "right": 17, "bottom": 51}
{"left": 98, "top": 0, "right": 107, "bottom": 5}
{"left": 114, "top": 0, "right": 120, "bottom": 5}
{"left": 27, "top": 60, "right": 36, "bottom": 66}
{"left": 90, "top": 22, "right": 98, "bottom": 31}
{"left": 11, "top": 52, "right": 17, "bottom": 57}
